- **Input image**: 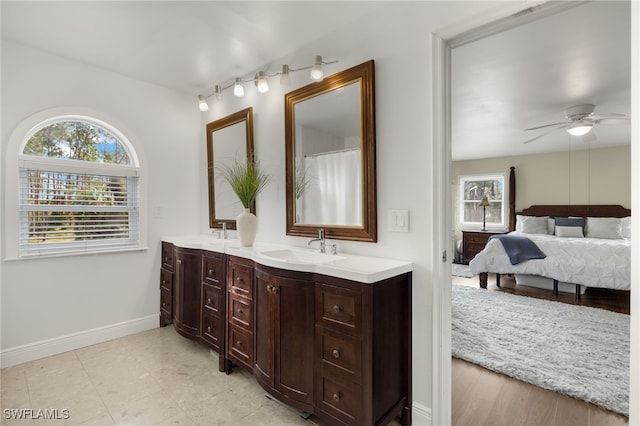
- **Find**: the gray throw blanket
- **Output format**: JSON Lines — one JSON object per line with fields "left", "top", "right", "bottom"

{"left": 489, "top": 234, "right": 546, "bottom": 265}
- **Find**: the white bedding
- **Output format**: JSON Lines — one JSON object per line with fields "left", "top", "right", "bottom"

{"left": 469, "top": 231, "right": 630, "bottom": 291}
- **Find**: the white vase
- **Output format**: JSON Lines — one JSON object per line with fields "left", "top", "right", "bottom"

{"left": 237, "top": 208, "right": 257, "bottom": 247}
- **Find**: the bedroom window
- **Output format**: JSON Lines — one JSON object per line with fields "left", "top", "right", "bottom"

{"left": 18, "top": 117, "right": 140, "bottom": 257}
{"left": 458, "top": 173, "right": 507, "bottom": 230}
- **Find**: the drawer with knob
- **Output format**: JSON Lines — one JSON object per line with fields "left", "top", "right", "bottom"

{"left": 228, "top": 259, "right": 253, "bottom": 298}
{"left": 228, "top": 324, "right": 253, "bottom": 371}
{"left": 160, "top": 286, "right": 172, "bottom": 318}
{"left": 317, "top": 374, "right": 360, "bottom": 425}
{"left": 203, "top": 255, "right": 224, "bottom": 283}
{"left": 161, "top": 242, "right": 174, "bottom": 271}
{"left": 202, "top": 283, "right": 221, "bottom": 314}
{"left": 201, "top": 312, "right": 221, "bottom": 349}
{"left": 229, "top": 295, "right": 252, "bottom": 329}
{"left": 319, "top": 331, "right": 361, "bottom": 381}
{"left": 160, "top": 268, "right": 173, "bottom": 291}
{"left": 317, "top": 284, "right": 361, "bottom": 336}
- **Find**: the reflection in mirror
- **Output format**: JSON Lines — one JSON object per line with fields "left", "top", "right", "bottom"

{"left": 294, "top": 82, "right": 362, "bottom": 225}
{"left": 207, "top": 107, "right": 254, "bottom": 229}
{"left": 285, "top": 60, "right": 376, "bottom": 242}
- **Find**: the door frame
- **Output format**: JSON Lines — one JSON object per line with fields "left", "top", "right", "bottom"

{"left": 430, "top": 2, "right": 639, "bottom": 425}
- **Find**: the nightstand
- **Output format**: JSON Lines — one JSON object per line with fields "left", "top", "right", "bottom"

{"left": 461, "top": 230, "right": 505, "bottom": 264}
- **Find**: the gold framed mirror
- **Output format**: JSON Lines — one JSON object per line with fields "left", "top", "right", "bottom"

{"left": 285, "top": 60, "right": 376, "bottom": 242}
{"left": 207, "top": 107, "right": 254, "bottom": 229}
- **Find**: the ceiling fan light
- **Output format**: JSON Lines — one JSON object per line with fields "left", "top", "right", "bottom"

{"left": 567, "top": 122, "right": 593, "bottom": 136}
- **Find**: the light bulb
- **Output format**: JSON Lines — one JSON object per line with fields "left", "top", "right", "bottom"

{"left": 310, "top": 55, "right": 323, "bottom": 82}
{"left": 280, "top": 65, "right": 290, "bottom": 86}
{"left": 256, "top": 72, "right": 269, "bottom": 93}
{"left": 234, "top": 78, "right": 244, "bottom": 97}
{"left": 198, "top": 95, "right": 208, "bottom": 112}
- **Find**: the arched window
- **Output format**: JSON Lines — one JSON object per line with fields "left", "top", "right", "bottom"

{"left": 18, "top": 116, "right": 140, "bottom": 256}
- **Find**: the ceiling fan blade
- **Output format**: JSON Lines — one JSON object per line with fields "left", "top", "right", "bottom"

{"left": 524, "top": 121, "right": 569, "bottom": 131}
{"left": 594, "top": 117, "right": 630, "bottom": 125}
{"left": 590, "top": 112, "right": 625, "bottom": 120}
{"left": 522, "top": 124, "right": 570, "bottom": 144}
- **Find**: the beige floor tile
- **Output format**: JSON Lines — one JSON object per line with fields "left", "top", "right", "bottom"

{"left": 108, "top": 391, "right": 187, "bottom": 426}
{"left": 232, "top": 403, "right": 310, "bottom": 426}
{"left": 21, "top": 351, "right": 83, "bottom": 380}
{"left": 76, "top": 413, "right": 116, "bottom": 426}
{"left": 1, "top": 368, "right": 30, "bottom": 408}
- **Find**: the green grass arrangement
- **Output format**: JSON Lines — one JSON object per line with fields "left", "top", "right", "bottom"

{"left": 218, "top": 158, "right": 271, "bottom": 209}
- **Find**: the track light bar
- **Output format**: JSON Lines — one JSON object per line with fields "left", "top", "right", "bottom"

{"left": 196, "top": 55, "right": 337, "bottom": 110}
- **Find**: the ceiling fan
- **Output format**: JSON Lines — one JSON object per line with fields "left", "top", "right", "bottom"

{"left": 523, "top": 104, "right": 629, "bottom": 144}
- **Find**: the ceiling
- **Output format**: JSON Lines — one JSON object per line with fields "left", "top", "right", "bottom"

{"left": 1, "top": 1, "right": 632, "bottom": 162}
{"left": 0, "top": 1, "right": 383, "bottom": 95}
{"left": 451, "top": 1, "right": 632, "bottom": 161}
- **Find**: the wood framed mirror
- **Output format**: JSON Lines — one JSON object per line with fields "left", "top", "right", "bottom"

{"left": 207, "top": 107, "right": 254, "bottom": 229}
{"left": 285, "top": 60, "right": 377, "bottom": 242}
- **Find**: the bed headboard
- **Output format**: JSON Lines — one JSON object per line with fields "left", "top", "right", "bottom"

{"left": 506, "top": 167, "right": 631, "bottom": 232}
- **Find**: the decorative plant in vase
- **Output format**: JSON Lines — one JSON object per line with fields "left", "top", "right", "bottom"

{"left": 218, "top": 157, "right": 271, "bottom": 247}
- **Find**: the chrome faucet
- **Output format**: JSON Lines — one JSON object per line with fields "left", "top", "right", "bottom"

{"left": 221, "top": 222, "right": 228, "bottom": 240}
{"left": 308, "top": 229, "right": 326, "bottom": 253}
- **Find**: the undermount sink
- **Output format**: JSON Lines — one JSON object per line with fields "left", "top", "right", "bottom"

{"left": 258, "top": 248, "right": 345, "bottom": 265}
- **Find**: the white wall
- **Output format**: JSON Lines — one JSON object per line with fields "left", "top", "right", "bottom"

{"left": 452, "top": 145, "right": 631, "bottom": 237}
{"left": 198, "top": 2, "right": 498, "bottom": 422}
{"left": 1, "top": 41, "right": 201, "bottom": 355}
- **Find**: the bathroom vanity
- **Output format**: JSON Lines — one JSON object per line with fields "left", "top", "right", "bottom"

{"left": 160, "top": 237, "right": 412, "bottom": 425}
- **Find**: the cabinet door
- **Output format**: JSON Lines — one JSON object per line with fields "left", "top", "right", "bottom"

{"left": 174, "top": 249, "right": 202, "bottom": 339}
{"left": 253, "top": 270, "right": 274, "bottom": 387}
{"left": 275, "top": 275, "right": 314, "bottom": 406}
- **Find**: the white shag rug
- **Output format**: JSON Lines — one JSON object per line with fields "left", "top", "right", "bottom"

{"left": 452, "top": 285, "right": 629, "bottom": 416}
{"left": 452, "top": 263, "right": 474, "bottom": 278}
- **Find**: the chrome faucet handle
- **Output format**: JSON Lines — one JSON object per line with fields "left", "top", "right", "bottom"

{"left": 330, "top": 244, "right": 337, "bottom": 255}
{"left": 318, "top": 229, "right": 325, "bottom": 239}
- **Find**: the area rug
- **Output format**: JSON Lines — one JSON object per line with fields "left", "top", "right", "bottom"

{"left": 452, "top": 263, "right": 474, "bottom": 278}
{"left": 451, "top": 285, "right": 630, "bottom": 416}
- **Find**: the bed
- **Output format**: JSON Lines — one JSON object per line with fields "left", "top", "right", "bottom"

{"left": 467, "top": 167, "right": 631, "bottom": 298}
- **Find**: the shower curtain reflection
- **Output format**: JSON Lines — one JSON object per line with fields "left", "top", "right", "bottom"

{"left": 298, "top": 149, "right": 362, "bottom": 225}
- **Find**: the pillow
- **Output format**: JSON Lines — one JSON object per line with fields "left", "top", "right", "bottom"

{"left": 554, "top": 217, "right": 585, "bottom": 238}
{"left": 547, "top": 217, "right": 555, "bottom": 235}
{"left": 621, "top": 216, "right": 631, "bottom": 239}
{"left": 556, "top": 225, "right": 584, "bottom": 238}
{"left": 586, "top": 217, "right": 623, "bottom": 239}
{"left": 516, "top": 215, "right": 549, "bottom": 235}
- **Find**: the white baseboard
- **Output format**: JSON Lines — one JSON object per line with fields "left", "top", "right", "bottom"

{"left": 412, "top": 401, "right": 432, "bottom": 425}
{"left": 0, "top": 314, "right": 159, "bottom": 368}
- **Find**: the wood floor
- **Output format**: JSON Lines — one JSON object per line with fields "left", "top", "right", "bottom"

{"left": 451, "top": 272, "right": 630, "bottom": 426}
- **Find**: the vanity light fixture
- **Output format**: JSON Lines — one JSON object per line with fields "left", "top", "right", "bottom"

{"left": 233, "top": 78, "right": 245, "bottom": 97}
{"left": 255, "top": 71, "right": 269, "bottom": 93}
{"left": 567, "top": 121, "right": 593, "bottom": 136}
{"left": 310, "top": 55, "right": 324, "bottom": 82}
{"left": 198, "top": 95, "right": 209, "bottom": 112}
{"left": 196, "top": 55, "right": 337, "bottom": 110}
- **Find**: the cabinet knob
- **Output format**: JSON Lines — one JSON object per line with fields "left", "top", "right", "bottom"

{"left": 162, "top": 302, "right": 166, "bottom": 308}
{"left": 207, "top": 298, "right": 211, "bottom": 305}
{"left": 332, "top": 349, "right": 340, "bottom": 359}
{"left": 162, "top": 279, "right": 166, "bottom": 285}
{"left": 333, "top": 392, "right": 342, "bottom": 402}
{"left": 238, "top": 308, "right": 243, "bottom": 314}
{"left": 272, "top": 286, "right": 278, "bottom": 294}
{"left": 332, "top": 305, "right": 341, "bottom": 314}
{"left": 236, "top": 340, "right": 242, "bottom": 347}
{"left": 176, "top": 259, "right": 182, "bottom": 265}
{"left": 208, "top": 269, "right": 214, "bottom": 275}
{"left": 207, "top": 326, "right": 212, "bottom": 332}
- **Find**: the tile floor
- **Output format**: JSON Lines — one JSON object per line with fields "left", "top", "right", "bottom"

{"left": 1, "top": 326, "right": 347, "bottom": 426}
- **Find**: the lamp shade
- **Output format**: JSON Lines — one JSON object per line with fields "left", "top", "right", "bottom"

{"left": 567, "top": 122, "right": 593, "bottom": 136}
{"left": 479, "top": 195, "right": 490, "bottom": 207}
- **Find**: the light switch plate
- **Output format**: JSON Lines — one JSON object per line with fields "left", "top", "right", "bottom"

{"left": 388, "top": 209, "right": 409, "bottom": 232}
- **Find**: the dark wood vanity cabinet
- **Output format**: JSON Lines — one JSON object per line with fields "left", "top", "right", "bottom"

{"left": 226, "top": 255, "right": 255, "bottom": 372}
{"left": 159, "top": 242, "right": 174, "bottom": 326}
{"left": 314, "top": 273, "right": 411, "bottom": 426}
{"left": 173, "top": 247, "right": 202, "bottom": 340}
{"left": 201, "top": 251, "right": 226, "bottom": 372}
{"left": 254, "top": 265, "right": 315, "bottom": 412}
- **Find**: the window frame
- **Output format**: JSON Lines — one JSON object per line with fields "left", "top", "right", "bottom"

{"left": 11, "top": 113, "right": 144, "bottom": 258}
{"left": 458, "top": 172, "right": 508, "bottom": 231}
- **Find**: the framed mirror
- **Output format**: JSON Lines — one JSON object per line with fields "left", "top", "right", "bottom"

{"left": 285, "top": 60, "right": 377, "bottom": 242}
{"left": 207, "top": 107, "right": 254, "bottom": 229}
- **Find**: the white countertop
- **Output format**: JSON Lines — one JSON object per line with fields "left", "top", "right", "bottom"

{"left": 162, "top": 235, "right": 412, "bottom": 284}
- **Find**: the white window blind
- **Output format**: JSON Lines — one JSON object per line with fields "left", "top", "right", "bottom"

{"left": 19, "top": 168, "right": 139, "bottom": 256}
